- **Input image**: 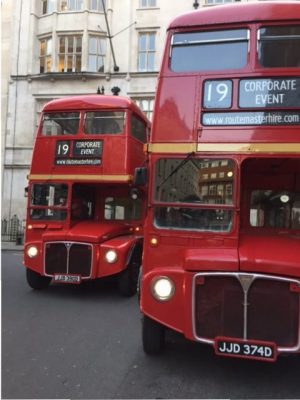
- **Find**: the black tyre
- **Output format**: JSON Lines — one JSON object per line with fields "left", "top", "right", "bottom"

{"left": 118, "top": 250, "right": 141, "bottom": 297}
{"left": 142, "top": 315, "right": 165, "bottom": 354}
{"left": 26, "top": 268, "right": 51, "bottom": 290}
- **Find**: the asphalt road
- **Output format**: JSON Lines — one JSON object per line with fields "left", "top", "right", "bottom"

{"left": 2, "top": 251, "right": 300, "bottom": 399}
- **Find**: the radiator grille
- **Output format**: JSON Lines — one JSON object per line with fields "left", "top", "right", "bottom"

{"left": 45, "top": 242, "right": 92, "bottom": 278}
{"left": 194, "top": 274, "right": 300, "bottom": 350}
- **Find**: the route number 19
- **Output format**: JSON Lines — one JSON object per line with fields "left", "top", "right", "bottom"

{"left": 56, "top": 141, "right": 70, "bottom": 158}
{"left": 203, "top": 80, "right": 232, "bottom": 109}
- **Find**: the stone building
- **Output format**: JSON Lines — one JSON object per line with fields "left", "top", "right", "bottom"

{"left": 2, "top": 0, "right": 248, "bottom": 222}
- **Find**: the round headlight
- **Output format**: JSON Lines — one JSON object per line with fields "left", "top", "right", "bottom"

{"left": 27, "top": 246, "right": 38, "bottom": 258}
{"left": 151, "top": 276, "right": 175, "bottom": 301}
{"left": 105, "top": 250, "right": 118, "bottom": 263}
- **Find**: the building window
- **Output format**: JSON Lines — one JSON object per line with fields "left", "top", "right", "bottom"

{"left": 205, "top": 0, "right": 233, "bottom": 4}
{"left": 42, "top": 0, "right": 54, "bottom": 14}
{"left": 88, "top": 36, "right": 106, "bottom": 72}
{"left": 40, "top": 37, "right": 52, "bottom": 73}
{"left": 138, "top": 32, "right": 156, "bottom": 72}
{"left": 89, "top": 0, "right": 106, "bottom": 11}
{"left": 139, "top": 0, "right": 156, "bottom": 7}
{"left": 134, "top": 98, "right": 154, "bottom": 120}
{"left": 60, "top": 0, "right": 84, "bottom": 11}
{"left": 36, "top": 99, "right": 51, "bottom": 125}
{"left": 58, "top": 36, "right": 82, "bottom": 72}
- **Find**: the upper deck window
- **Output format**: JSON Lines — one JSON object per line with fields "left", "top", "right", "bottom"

{"left": 84, "top": 111, "right": 125, "bottom": 134}
{"left": 258, "top": 25, "right": 300, "bottom": 68}
{"left": 131, "top": 115, "right": 147, "bottom": 143}
{"left": 170, "top": 29, "right": 249, "bottom": 72}
{"left": 41, "top": 112, "right": 80, "bottom": 135}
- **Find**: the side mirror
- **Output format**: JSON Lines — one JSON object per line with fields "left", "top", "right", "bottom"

{"left": 134, "top": 167, "right": 147, "bottom": 186}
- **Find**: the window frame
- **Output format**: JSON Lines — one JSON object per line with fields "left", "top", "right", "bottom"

{"left": 39, "top": 37, "right": 52, "bottom": 73}
{"left": 170, "top": 28, "right": 249, "bottom": 73}
{"left": 89, "top": 0, "right": 106, "bottom": 11}
{"left": 205, "top": 0, "right": 234, "bottom": 4}
{"left": 57, "top": 35, "right": 82, "bottom": 73}
{"left": 138, "top": 32, "right": 156, "bottom": 72}
{"left": 139, "top": 0, "right": 157, "bottom": 8}
{"left": 59, "top": 0, "right": 84, "bottom": 11}
{"left": 257, "top": 25, "right": 300, "bottom": 68}
{"left": 88, "top": 35, "right": 106, "bottom": 72}
{"left": 133, "top": 97, "right": 154, "bottom": 120}
{"left": 41, "top": 0, "right": 55, "bottom": 15}
{"left": 29, "top": 183, "right": 69, "bottom": 221}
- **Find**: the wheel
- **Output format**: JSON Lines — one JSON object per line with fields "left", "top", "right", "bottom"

{"left": 118, "top": 251, "right": 141, "bottom": 297}
{"left": 142, "top": 315, "right": 165, "bottom": 354}
{"left": 26, "top": 268, "right": 51, "bottom": 290}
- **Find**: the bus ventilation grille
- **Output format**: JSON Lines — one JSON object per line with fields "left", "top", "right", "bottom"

{"left": 45, "top": 242, "right": 92, "bottom": 278}
{"left": 194, "top": 274, "right": 299, "bottom": 348}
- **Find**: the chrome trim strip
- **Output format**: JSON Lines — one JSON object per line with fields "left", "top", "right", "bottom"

{"left": 192, "top": 272, "right": 300, "bottom": 354}
{"left": 43, "top": 240, "right": 93, "bottom": 279}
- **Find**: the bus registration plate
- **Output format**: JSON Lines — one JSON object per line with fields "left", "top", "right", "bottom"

{"left": 215, "top": 337, "right": 276, "bottom": 362}
{"left": 54, "top": 274, "right": 81, "bottom": 284}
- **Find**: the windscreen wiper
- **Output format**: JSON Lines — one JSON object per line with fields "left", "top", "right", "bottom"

{"left": 157, "top": 152, "right": 195, "bottom": 190}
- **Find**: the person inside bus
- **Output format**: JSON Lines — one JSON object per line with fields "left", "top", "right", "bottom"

{"left": 71, "top": 191, "right": 90, "bottom": 219}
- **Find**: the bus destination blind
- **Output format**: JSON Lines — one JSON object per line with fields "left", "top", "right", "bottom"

{"left": 202, "top": 77, "right": 300, "bottom": 126}
{"left": 55, "top": 140, "right": 103, "bottom": 166}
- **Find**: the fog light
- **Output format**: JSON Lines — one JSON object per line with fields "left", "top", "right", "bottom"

{"left": 151, "top": 276, "right": 175, "bottom": 301}
{"left": 27, "top": 246, "right": 38, "bottom": 258}
{"left": 105, "top": 250, "right": 118, "bottom": 263}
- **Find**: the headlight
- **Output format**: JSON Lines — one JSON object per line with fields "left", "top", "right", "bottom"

{"left": 151, "top": 276, "right": 175, "bottom": 301}
{"left": 27, "top": 246, "right": 38, "bottom": 258}
{"left": 105, "top": 250, "right": 118, "bottom": 263}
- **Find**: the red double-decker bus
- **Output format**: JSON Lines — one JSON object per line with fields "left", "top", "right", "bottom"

{"left": 139, "top": 1, "right": 300, "bottom": 361}
{"left": 24, "top": 95, "right": 150, "bottom": 296}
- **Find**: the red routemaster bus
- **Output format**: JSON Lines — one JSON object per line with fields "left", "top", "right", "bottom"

{"left": 24, "top": 95, "right": 150, "bottom": 296}
{"left": 139, "top": 1, "right": 300, "bottom": 361}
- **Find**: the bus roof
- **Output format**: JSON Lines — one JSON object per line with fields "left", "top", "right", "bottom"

{"left": 168, "top": 1, "right": 300, "bottom": 30}
{"left": 42, "top": 95, "right": 148, "bottom": 121}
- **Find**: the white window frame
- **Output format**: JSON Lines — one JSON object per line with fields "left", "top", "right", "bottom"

{"left": 60, "top": 0, "right": 84, "bottom": 11}
{"left": 42, "top": 0, "right": 55, "bottom": 14}
{"left": 88, "top": 36, "right": 106, "bottom": 72}
{"left": 205, "top": 0, "right": 234, "bottom": 4}
{"left": 39, "top": 37, "right": 52, "bottom": 73}
{"left": 58, "top": 35, "right": 82, "bottom": 72}
{"left": 134, "top": 98, "right": 154, "bottom": 120}
{"left": 139, "top": 0, "right": 157, "bottom": 8}
{"left": 35, "top": 98, "right": 56, "bottom": 131}
{"left": 89, "top": 0, "right": 106, "bottom": 11}
{"left": 138, "top": 32, "right": 156, "bottom": 72}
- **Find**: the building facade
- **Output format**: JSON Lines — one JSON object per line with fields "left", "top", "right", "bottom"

{"left": 2, "top": 0, "right": 248, "bottom": 222}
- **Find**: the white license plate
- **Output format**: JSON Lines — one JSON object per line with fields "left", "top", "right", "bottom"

{"left": 215, "top": 337, "right": 277, "bottom": 362}
{"left": 54, "top": 274, "right": 81, "bottom": 284}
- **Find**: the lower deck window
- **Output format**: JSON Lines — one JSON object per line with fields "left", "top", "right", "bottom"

{"left": 250, "top": 190, "right": 300, "bottom": 229}
{"left": 153, "top": 157, "right": 234, "bottom": 232}
{"left": 154, "top": 207, "right": 233, "bottom": 232}
{"left": 29, "top": 183, "right": 68, "bottom": 221}
{"left": 104, "top": 197, "right": 142, "bottom": 220}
